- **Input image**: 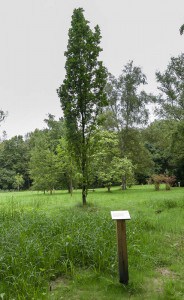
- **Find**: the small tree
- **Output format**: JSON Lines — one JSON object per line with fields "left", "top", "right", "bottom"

{"left": 151, "top": 174, "right": 176, "bottom": 191}
{"left": 98, "top": 157, "right": 134, "bottom": 192}
{"left": 91, "top": 131, "right": 134, "bottom": 191}
{"left": 151, "top": 174, "right": 164, "bottom": 191}
{"left": 57, "top": 137, "right": 80, "bottom": 195}
{"left": 13, "top": 174, "right": 24, "bottom": 191}
{"left": 164, "top": 175, "right": 176, "bottom": 190}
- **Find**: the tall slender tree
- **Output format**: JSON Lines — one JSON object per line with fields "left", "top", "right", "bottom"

{"left": 57, "top": 8, "right": 107, "bottom": 205}
{"left": 102, "top": 62, "right": 154, "bottom": 183}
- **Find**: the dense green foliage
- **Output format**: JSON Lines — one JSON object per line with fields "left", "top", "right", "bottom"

{"left": 102, "top": 64, "right": 155, "bottom": 183}
{"left": 171, "top": 120, "right": 184, "bottom": 185}
{"left": 0, "top": 136, "right": 30, "bottom": 190}
{"left": 57, "top": 8, "right": 107, "bottom": 204}
{"left": 105, "top": 62, "right": 150, "bottom": 131}
{"left": 155, "top": 53, "right": 184, "bottom": 121}
{"left": 91, "top": 130, "right": 134, "bottom": 190}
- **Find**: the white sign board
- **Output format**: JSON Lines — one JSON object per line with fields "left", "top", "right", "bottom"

{"left": 111, "top": 210, "right": 131, "bottom": 220}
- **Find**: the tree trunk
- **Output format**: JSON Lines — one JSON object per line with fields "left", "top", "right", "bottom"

{"left": 107, "top": 185, "right": 111, "bottom": 192}
{"left": 82, "top": 184, "right": 87, "bottom": 205}
{"left": 122, "top": 175, "right": 127, "bottom": 190}
{"left": 81, "top": 123, "right": 88, "bottom": 205}
{"left": 68, "top": 178, "right": 73, "bottom": 196}
{"left": 81, "top": 163, "right": 87, "bottom": 205}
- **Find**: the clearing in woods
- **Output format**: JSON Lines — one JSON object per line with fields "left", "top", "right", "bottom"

{"left": 0, "top": 185, "right": 183, "bottom": 299}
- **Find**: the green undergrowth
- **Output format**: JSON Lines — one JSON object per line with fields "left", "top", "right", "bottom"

{"left": 0, "top": 186, "right": 183, "bottom": 299}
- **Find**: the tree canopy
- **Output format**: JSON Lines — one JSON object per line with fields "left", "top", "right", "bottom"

{"left": 104, "top": 61, "right": 152, "bottom": 132}
{"left": 155, "top": 54, "right": 184, "bottom": 120}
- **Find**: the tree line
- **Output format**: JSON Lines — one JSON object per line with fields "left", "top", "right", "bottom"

{"left": 0, "top": 8, "right": 183, "bottom": 204}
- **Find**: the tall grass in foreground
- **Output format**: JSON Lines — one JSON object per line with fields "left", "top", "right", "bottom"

{"left": 0, "top": 187, "right": 184, "bottom": 299}
{"left": 0, "top": 206, "right": 117, "bottom": 299}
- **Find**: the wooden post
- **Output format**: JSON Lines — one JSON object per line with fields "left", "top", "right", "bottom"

{"left": 111, "top": 211, "right": 131, "bottom": 285}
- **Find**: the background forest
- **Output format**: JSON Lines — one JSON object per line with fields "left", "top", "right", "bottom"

{"left": 0, "top": 53, "right": 184, "bottom": 192}
{"left": 0, "top": 9, "right": 184, "bottom": 193}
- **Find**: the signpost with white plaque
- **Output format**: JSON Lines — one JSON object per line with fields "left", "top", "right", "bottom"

{"left": 111, "top": 210, "right": 131, "bottom": 285}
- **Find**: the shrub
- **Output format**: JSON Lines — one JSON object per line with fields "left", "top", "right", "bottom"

{"left": 151, "top": 174, "right": 176, "bottom": 191}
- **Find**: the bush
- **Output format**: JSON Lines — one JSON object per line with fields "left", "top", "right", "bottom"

{"left": 151, "top": 174, "right": 176, "bottom": 191}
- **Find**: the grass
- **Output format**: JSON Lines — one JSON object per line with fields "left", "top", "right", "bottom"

{"left": 0, "top": 185, "right": 183, "bottom": 299}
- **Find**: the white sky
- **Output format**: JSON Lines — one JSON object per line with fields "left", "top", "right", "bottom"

{"left": 0, "top": 0, "right": 183, "bottom": 138}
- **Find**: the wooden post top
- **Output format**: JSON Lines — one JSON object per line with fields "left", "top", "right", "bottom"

{"left": 111, "top": 210, "right": 131, "bottom": 220}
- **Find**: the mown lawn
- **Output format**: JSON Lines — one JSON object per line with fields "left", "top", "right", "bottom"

{"left": 0, "top": 185, "right": 183, "bottom": 299}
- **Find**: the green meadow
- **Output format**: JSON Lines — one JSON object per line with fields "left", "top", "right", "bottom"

{"left": 0, "top": 185, "right": 183, "bottom": 299}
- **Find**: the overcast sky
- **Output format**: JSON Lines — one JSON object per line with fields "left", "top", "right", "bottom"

{"left": 0, "top": 0, "right": 183, "bottom": 138}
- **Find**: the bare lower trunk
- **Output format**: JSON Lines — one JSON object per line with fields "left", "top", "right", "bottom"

{"left": 69, "top": 178, "right": 73, "bottom": 196}
{"left": 122, "top": 175, "right": 127, "bottom": 190}
{"left": 81, "top": 119, "right": 88, "bottom": 206}
{"left": 82, "top": 184, "right": 87, "bottom": 205}
{"left": 81, "top": 148, "right": 87, "bottom": 205}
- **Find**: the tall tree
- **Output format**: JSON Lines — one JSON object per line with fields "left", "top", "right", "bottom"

{"left": 102, "top": 63, "right": 153, "bottom": 182}
{"left": 91, "top": 130, "right": 134, "bottom": 191}
{"left": 118, "top": 61, "right": 149, "bottom": 129}
{"left": 155, "top": 54, "right": 184, "bottom": 120}
{"left": 57, "top": 8, "right": 107, "bottom": 205}
{"left": 105, "top": 62, "right": 151, "bottom": 132}
{"left": 29, "top": 132, "right": 61, "bottom": 193}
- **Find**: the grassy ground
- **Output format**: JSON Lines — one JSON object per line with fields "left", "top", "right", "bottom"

{"left": 0, "top": 185, "right": 183, "bottom": 299}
